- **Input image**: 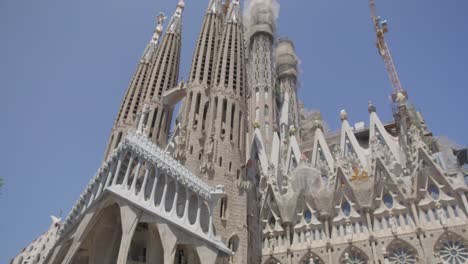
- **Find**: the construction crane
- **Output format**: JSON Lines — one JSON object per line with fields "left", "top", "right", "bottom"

{"left": 368, "top": 0, "right": 406, "bottom": 99}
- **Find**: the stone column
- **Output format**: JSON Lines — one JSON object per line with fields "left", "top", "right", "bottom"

{"left": 122, "top": 155, "right": 135, "bottom": 189}
{"left": 195, "top": 197, "right": 202, "bottom": 229}
{"left": 116, "top": 205, "right": 141, "bottom": 264}
{"left": 160, "top": 174, "right": 169, "bottom": 211}
{"left": 138, "top": 165, "right": 151, "bottom": 200}
{"left": 208, "top": 200, "right": 215, "bottom": 237}
{"left": 183, "top": 189, "right": 190, "bottom": 224}
{"left": 130, "top": 161, "right": 142, "bottom": 193}
{"left": 112, "top": 158, "right": 123, "bottom": 186}
{"left": 171, "top": 181, "right": 179, "bottom": 216}
{"left": 149, "top": 167, "right": 160, "bottom": 204}
{"left": 196, "top": 246, "right": 219, "bottom": 264}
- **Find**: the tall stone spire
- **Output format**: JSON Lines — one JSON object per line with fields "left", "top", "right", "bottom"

{"left": 176, "top": 0, "right": 223, "bottom": 172}
{"left": 276, "top": 38, "right": 300, "bottom": 142}
{"left": 246, "top": 0, "right": 277, "bottom": 156}
{"left": 141, "top": 0, "right": 185, "bottom": 148}
{"left": 103, "top": 12, "right": 166, "bottom": 160}
{"left": 203, "top": 1, "right": 259, "bottom": 263}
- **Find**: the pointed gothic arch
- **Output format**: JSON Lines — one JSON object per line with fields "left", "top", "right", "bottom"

{"left": 174, "top": 244, "right": 201, "bottom": 264}
{"left": 263, "top": 256, "right": 282, "bottom": 264}
{"left": 339, "top": 246, "right": 369, "bottom": 264}
{"left": 298, "top": 251, "right": 325, "bottom": 264}
{"left": 70, "top": 204, "right": 122, "bottom": 264}
{"left": 385, "top": 239, "right": 418, "bottom": 264}
{"left": 127, "top": 223, "right": 164, "bottom": 263}
{"left": 434, "top": 231, "right": 468, "bottom": 263}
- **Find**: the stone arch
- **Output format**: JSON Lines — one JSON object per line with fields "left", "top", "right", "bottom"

{"left": 263, "top": 256, "right": 282, "bottom": 264}
{"left": 434, "top": 231, "right": 468, "bottom": 264}
{"left": 298, "top": 251, "right": 325, "bottom": 264}
{"left": 127, "top": 223, "right": 164, "bottom": 263}
{"left": 174, "top": 244, "right": 201, "bottom": 264}
{"left": 72, "top": 204, "right": 122, "bottom": 264}
{"left": 385, "top": 239, "right": 418, "bottom": 264}
{"left": 339, "top": 245, "right": 369, "bottom": 264}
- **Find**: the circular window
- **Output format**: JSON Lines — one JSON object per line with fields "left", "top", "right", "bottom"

{"left": 439, "top": 240, "right": 468, "bottom": 263}
{"left": 428, "top": 184, "right": 440, "bottom": 200}
{"left": 383, "top": 193, "right": 394, "bottom": 209}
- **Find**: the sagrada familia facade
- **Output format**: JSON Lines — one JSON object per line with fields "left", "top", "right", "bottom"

{"left": 11, "top": 0, "right": 468, "bottom": 263}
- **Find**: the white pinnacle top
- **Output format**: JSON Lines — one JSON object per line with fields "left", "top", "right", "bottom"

{"left": 141, "top": 12, "right": 166, "bottom": 63}
{"left": 226, "top": 0, "right": 241, "bottom": 23}
{"left": 167, "top": 0, "right": 185, "bottom": 34}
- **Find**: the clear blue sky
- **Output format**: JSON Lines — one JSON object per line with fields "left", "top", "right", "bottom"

{"left": 1, "top": 0, "right": 467, "bottom": 261}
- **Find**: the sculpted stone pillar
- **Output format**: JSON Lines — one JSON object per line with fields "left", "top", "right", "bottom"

{"left": 147, "top": 223, "right": 164, "bottom": 264}
{"left": 122, "top": 155, "right": 135, "bottom": 189}
{"left": 112, "top": 158, "right": 123, "bottom": 186}
{"left": 129, "top": 161, "right": 142, "bottom": 193}
{"left": 149, "top": 168, "right": 160, "bottom": 203}
{"left": 116, "top": 204, "right": 141, "bottom": 264}
{"left": 196, "top": 246, "right": 219, "bottom": 264}
{"left": 157, "top": 222, "right": 178, "bottom": 264}
{"left": 138, "top": 165, "right": 150, "bottom": 200}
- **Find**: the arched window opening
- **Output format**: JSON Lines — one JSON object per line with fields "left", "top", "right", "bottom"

{"left": 268, "top": 215, "right": 276, "bottom": 229}
{"left": 342, "top": 200, "right": 351, "bottom": 217}
{"left": 264, "top": 105, "right": 269, "bottom": 117}
{"left": 435, "top": 232, "right": 468, "bottom": 264}
{"left": 221, "top": 99, "right": 227, "bottom": 136}
{"left": 230, "top": 104, "right": 236, "bottom": 141}
{"left": 383, "top": 193, "right": 394, "bottom": 209}
{"left": 428, "top": 184, "right": 440, "bottom": 200}
{"left": 202, "top": 102, "right": 209, "bottom": 131}
{"left": 255, "top": 107, "right": 260, "bottom": 122}
{"left": 228, "top": 235, "right": 240, "bottom": 253}
{"left": 340, "top": 246, "right": 369, "bottom": 264}
{"left": 255, "top": 87, "right": 260, "bottom": 103}
{"left": 386, "top": 239, "right": 418, "bottom": 264}
{"left": 220, "top": 197, "right": 228, "bottom": 219}
{"left": 304, "top": 209, "right": 312, "bottom": 224}
{"left": 193, "top": 93, "right": 201, "bottom": 128}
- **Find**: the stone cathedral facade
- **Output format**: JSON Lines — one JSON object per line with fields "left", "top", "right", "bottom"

{"left": 11, "top": 0, "right": 468, "bottom": 264}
